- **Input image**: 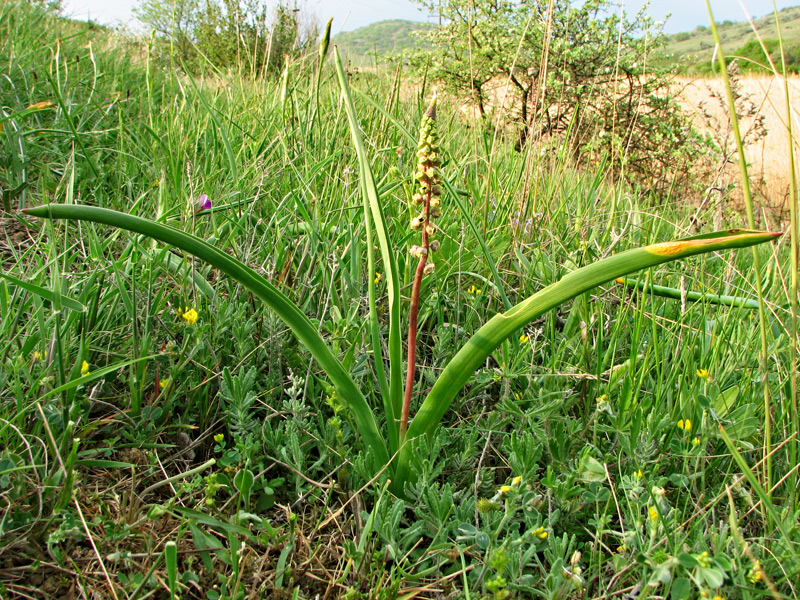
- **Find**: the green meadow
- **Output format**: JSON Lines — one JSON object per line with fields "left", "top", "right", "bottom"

{"left": 0, "top": 1, "right": 798, "bottom": 598}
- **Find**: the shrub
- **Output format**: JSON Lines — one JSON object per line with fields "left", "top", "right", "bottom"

{"left": 135, "top": 0, "right": 312, "bottom": 75}
{"left": 405, "top": 0, "right": 708, "bottom": 195}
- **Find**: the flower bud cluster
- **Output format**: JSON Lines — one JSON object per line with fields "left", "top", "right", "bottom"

{"left": 409, "top": 94, "right": 442, "bottom": 275}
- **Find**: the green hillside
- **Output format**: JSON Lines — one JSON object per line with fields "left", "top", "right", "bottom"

{"left": 659, "top": 5, "right": 800, "bottom": 73}
{"left": 332, "top": 7, "right": 800, "bottom": 73}
{"left": 333, "top": 19, "right": 433, "bottom": 65}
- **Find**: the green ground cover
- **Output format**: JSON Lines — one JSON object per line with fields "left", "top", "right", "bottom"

{"left": 0, "top": 2, "right": 798, "bottom": 599}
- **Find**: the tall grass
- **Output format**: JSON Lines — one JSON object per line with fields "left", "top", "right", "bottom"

{"left": 1, "top": 1, "right": 798, "bottom": 597}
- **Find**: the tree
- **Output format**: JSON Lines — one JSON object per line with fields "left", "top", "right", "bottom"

{"left": 135, "top": 0, "right": 311, "bottom": 76}
{"left": 134, "top": 0, "right": 200, "bottom": 63}
{"left": 406, "top": 0, "right": 707, "bottom": 194}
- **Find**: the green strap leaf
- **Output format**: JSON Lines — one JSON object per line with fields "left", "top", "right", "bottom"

{"left": 334, "top": 48, "right": 404, "bottom": 454}
{"left": 617, "top": 276, "right": 761, "bottom": 309}
{"left": 23, "top": 204, "right": 389, "bottom": 467}
{"left": 393, "top": 228, "right": 781, "bottom": 490}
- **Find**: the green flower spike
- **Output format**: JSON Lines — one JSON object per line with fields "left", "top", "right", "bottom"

{"left": 401, "top": 93, "right": 442, "bottom": 442}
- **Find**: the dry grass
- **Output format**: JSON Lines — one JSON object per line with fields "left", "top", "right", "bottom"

{"left": 677, "top": 74, "right": 800, "bottom": 220}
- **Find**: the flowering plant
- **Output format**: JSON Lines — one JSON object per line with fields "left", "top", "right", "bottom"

{"left": 23, "top": 50, "right": 781, "bottom": 495}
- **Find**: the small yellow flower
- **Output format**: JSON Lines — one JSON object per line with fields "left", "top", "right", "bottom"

{"left": 32, "top": 351, "right": 44, "bottom": 361}
{"left": 512, "top": 476, "right": 522, "bottom": 486}
{"left": 748, "top": 560, "right": 763, "bottom": 584}
{"left": 519, "top": 334, "right": 530, "bottom": 343}
{"left": 179, "top": 307, "right": 199, "bottom": 326}
{"left": 214, "top": 433, "right": 224, "bottom": 443}
{"left": 692, "top": 437, "right": 701, "bottom": 447}
{"left": 374, "top": 272, "right": 382, "bottom": 284}
{"left": 696, "top": 368, "right": 710, "bottom": 380}
{"left": 80, "top": 360, "right": 90, "bottom": 377}
{"left": 634, "top": 469, "right": 643, "bottom": 480}
{"left": 499, "top": 485, "right": 512, "bottom": 494}
{"left": 467, "top": 285, "right": 481, "bottom": 295}
{"left": 648, "top": 506, "right": 659, "bottom": 521}
{"left": 712, "top": 596, "right": 724, "bottom": 600}
{"left": 159, "top": 378, "right": 171, "bottom": 389}
{"left": 532, "top": 526, "right": 548, "bottom": 539}
{"left": 677, "top": 419, "right": 692, "bottom": 432}
{"left": 617, "top": 544, "right": 629, "bottom": 554}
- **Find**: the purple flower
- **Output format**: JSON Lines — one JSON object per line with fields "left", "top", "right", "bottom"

{"left": 196, "top": 194, "right": 211, "bottom": 212}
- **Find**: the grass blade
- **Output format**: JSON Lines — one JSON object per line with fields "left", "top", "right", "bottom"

{"left": 334, "top": 48, "right": 403, "bottom": 454}
{"left": 0, "top": 271, "right": 86, "bottom": 312}
{"left": 706, "top": 1, "right": 775, "bottom": 498}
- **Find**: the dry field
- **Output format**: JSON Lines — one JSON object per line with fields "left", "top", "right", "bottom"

{"left": 677, "top": 74, "right": 800, "bottom": 218}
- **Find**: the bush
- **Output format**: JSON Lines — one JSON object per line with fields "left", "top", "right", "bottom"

{"left": 732, "top": 38, "right": 800, "bottom": 74}
{"left": 134, "top": 0, "right": 313, "bottom": 75}
{"left": 405, "top": 0, "right": 708, "bottom": 195}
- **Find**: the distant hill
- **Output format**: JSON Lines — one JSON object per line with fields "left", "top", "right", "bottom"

{"left": 659, "top": 6, "right": 800, "bottom": 74}
{"left": 333, "top": 20, "right": 433, "bottom": 65}
{"left": 332, "top": 8, "right": 800, "bottom": 73}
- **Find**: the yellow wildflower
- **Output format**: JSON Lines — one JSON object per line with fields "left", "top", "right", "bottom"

{"left": 214, "top": 433, "right": 224, "bottom": 443}
{"left": 81, "top": 360, "right": 90, "bottom": 377}
{"left": 467, "top": 285, "right": 481, "bottom": 295}
{"left": 512, "top": 476, "right": 522, "bottom": 486}
{"left": 532, "top": 526, "right": 548, "bottom": 539}
{"left": 692, "top": 437, "right": 701, "bottom": 447}
{"left": 374, "top": 272, "right": 382, "bottom": 284}
{"left": 32, "top": 351, "right": 44, "bottom": 361}
{"left": 634, "top": 469, "right": 643, "bottom": 480}
{"left": 519, "top": 334, "right": 530, "bottom": 343}
{"left": 648, "top": 506, "right": 659, "bottom": 521}
{"left": 696, "top": 368, "right": 710, "bottom": 380}
{"left": 748, "top": 560, "right": 763, "bottom": 584}
{"left": 677, "top": 419, "right": 692, "bottom": 432}
{"left": 179, "top": 307, "right": 199, "bottom": 326}
{"left": 499, "top": 485, "right": 512, "bottom": 494}
{"left": 159, "top": 378, "right": 170, "bottom": 389}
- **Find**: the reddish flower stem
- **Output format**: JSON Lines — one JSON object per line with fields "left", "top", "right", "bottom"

{"left": 399, "top": 190, "right": 431, "bottom": 442}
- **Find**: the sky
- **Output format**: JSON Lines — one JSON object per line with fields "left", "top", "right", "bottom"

{"left": 61, "top": 0, "right": 798, "bottom": 35}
